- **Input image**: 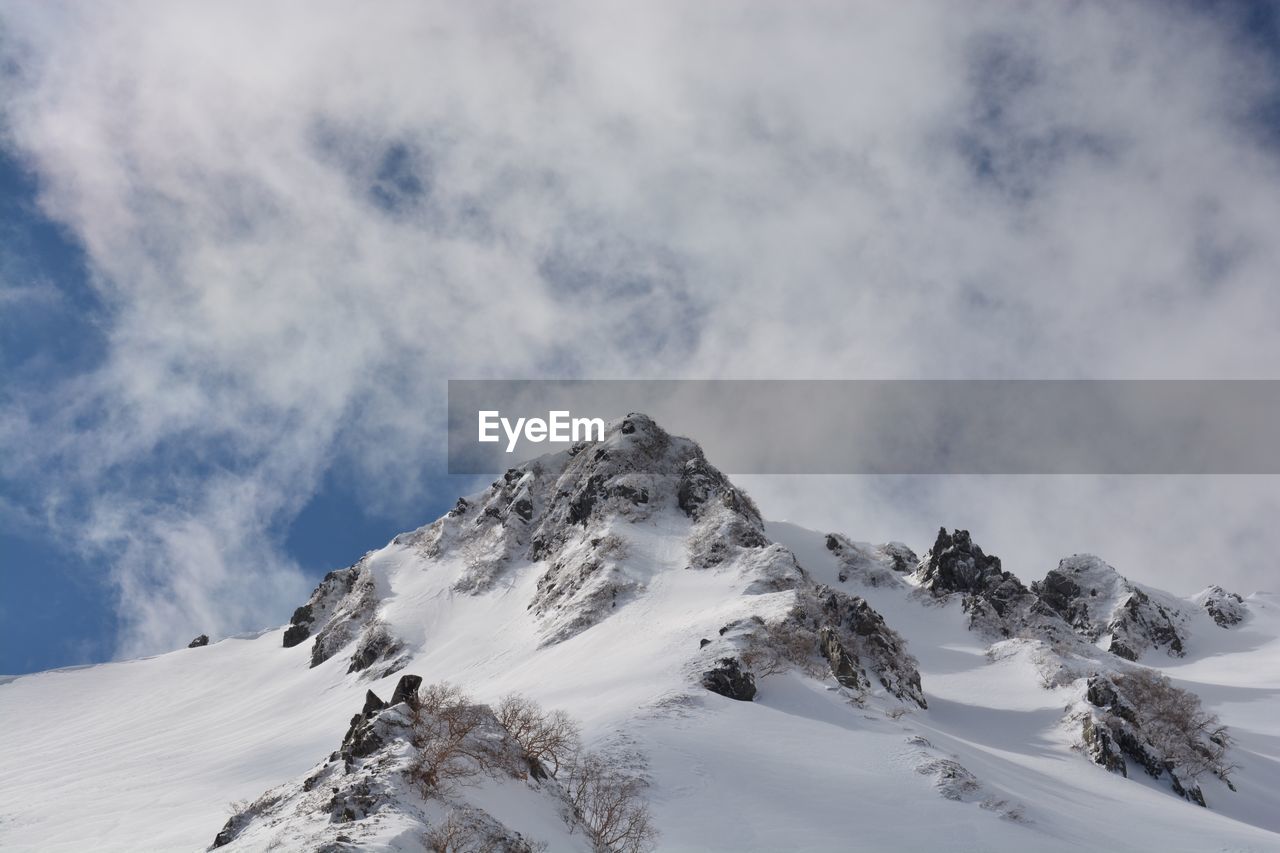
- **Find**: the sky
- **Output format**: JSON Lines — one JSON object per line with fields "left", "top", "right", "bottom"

{"left": 2, "top": 0, "right": 1280, "bottom": 674}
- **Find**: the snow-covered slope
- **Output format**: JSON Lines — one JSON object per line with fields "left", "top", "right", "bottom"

{"left": 2, "top": 415, "right": 1278, "bottom": 852}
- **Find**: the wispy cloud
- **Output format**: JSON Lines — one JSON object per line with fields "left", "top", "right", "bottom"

{"left": 1, "top": 1, "right": 1278, "bottom": 656}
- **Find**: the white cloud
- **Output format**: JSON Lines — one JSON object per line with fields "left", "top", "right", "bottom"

{"left": 2, "top": 1, "right": 1279, "bottom": 656}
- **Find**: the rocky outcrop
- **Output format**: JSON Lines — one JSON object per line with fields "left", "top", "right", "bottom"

{"left": 1196, "top": 586, "right": 1247, "bottom": 628}
{"left": 733, "top": 586, "right": 928, "bottom": 708}
{"left": 279, "top": 414, "right": 919, "bottom": 722}
{"left": 339, "top": 688, "right": 391, "bottom": 768}
{"left": 824, "top": 534, "right": 915, "bottom": 588}
{"left": 1033, "top": 555, "right": 1190, "bottom": 661}
{"left": 345, "top": 622, "right": 406, "bottom": 676}
{"left": 914, "top": 528, "right": 1062, "bottom": 642}
{"left": 818, "top": 626, "right": 864, "bottom": 690}
{"left": 211, "top": 674, "right": 559, "bottom": 852}
{"left": 913, "top": 534, "right": 1192, "bottom": 664}
{"left": 390, "top": 674, "right": 422, "bottom": 706}
{"left": 307, "top": 564, "right": 381, "bottom": 669}
{"left": 917, "top": 528, "right": 1014, "bottom": 597}
{"left": 816, "top": 589, "right": 927, "bottom": 708}
{"left": 1078, "top": 672, "right": 1224, "bottom": 807}
{"left": 187, "top": 634, "right": 209, "bottom": 648}
{"left": 917, "top": 528, "right": 1035, "bottom": 626}
{"left": 701, "top": 657, "right": 757, "bottom": 701}
{"left": 282, "top": 564, "right": 361, "bottom": 650}
{"left": 907, "top": 531, "right": 1232, "bottom": 806}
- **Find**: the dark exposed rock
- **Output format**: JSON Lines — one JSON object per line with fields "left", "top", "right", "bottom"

{"left": 1171, "top": 774, "right": 1207, "bottom": 808}
{"left": 918, "top": 528, "right": 1013, "bottom": 597}
{"left": 1032, "top": 555, "right": 1191, "bottom": 660}
{"left": 285, "top": 565, "right": 362, "bottom": 653}
{"left": 211, "top": 815, "right": 247, "bottom": 848}
{"left": 1034, "top": 569, "right": 1086, "bottom": 628}
{"left": 347, "top": 625, "right": 402, "bottom": 674}
{"left": 818, "top": 589, "right": 926, "bottom": 708}
{"left": 282, "top": 623, "right": 311, "bottom": 648}
{"left": 1081, "top": 673, "right": 1210, "bottom": 806}
{"left": 917, "top": 530, "right": 1096, "bottom": 648}
{"left": 1081, "top": 715, "right": 1127, "bottom": 775}
{"left": 917, "top": 529, "right": 1042, "bottom": 635}
{"left": 283, "top": 605, "right": 314, "bottom": 648}
{"left": 699, "top": 637, "right": 711, "bottom": 648}
{"left": 819, "top": 626, "right": 864, "bottom": 691}
{"left": 361, "top": 690, "right": 387, "bottom": 716}
{"left": 567, "top": 474, "right": 603, "bottom": 526}
{"left": 390, "top": 674, "right": 422, "bottom": 707}
{"left": 1086, "top": 676, "right": 1120, "bottom": 714}
{"left": 340, "top": 690, "right": 388, "bottom": 767}
{"left": 701, "top": 657, "right": 757, "bottom": 701}
{"left": 187, "top": 634, "right": 209, "bottom": 648}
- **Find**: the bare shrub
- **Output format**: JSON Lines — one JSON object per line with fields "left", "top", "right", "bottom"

{"left": 425, "top": 808, "right": 549, "bottom": 853}
{"left": 739, "top": 614, "right": 823, "bottom": 678}
{"left": 407, "top": 685, "right": 656, "bottom": 851}
{"left": 563, "top": 751, "right": 658, "bottom": 853}
{"left": 1116, "top": 669, "right": 1235, "bottom": 782}
{"left": 407, "top": 682, "right": 494, "bottom": 797}
{"left": 497, "top": 693, "right": 582, "bottom": 777}
{"left": 425, "top": 810, "right": 477, "bottom": 853}
{"left": 419, "top": 682, "right": 471, "bottom": 716}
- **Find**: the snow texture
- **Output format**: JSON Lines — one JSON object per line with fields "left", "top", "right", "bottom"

{"left": 2, "top": 415, "right": 1279, "bottom": 852}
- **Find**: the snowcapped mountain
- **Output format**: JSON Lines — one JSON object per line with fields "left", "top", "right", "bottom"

{"left": 2, "top": 414, "right": 1278, "bottom": 852}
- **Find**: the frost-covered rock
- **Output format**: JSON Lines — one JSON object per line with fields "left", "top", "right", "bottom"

{"left": 916, "top": 528, "right": 1035, "bottom": 628}
{"left": 824, "top": 533, "right": 914, "bottom": 588}
{"left": 210, "top": 674, "right": 569, "bottom": 852}
{"left": 913, "top": 528, "right": 1064, "bottom": 642}
{"left": 282, "top": 413, "right": 859, "bottom": 672}
{"left": 1033, "top": 556, "right": 1190, "bottom": 661}
{"left": 305, "top": 561, "right": 391, "bottom": 671}
{"left": 1077, "top": 671, "right": 1218, "bottom": 806}
{"left": 814, "top": 588, "right": 926, "bottom": 707}
{"left": 1194, "top": 585, "right": 1248, "bottom": 628}
{"left": 282, "top": 564, "right": 361, "bottom": 650}
{"left": 700, "top": 657, "right": 757, "bottom": 701}
{"left": 733, "top": 586, "right": 928, "bottom": 708}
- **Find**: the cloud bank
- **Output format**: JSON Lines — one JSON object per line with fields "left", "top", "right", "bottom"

{"left": 2, "top": 1, "right": 1279, "bottom": 656}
